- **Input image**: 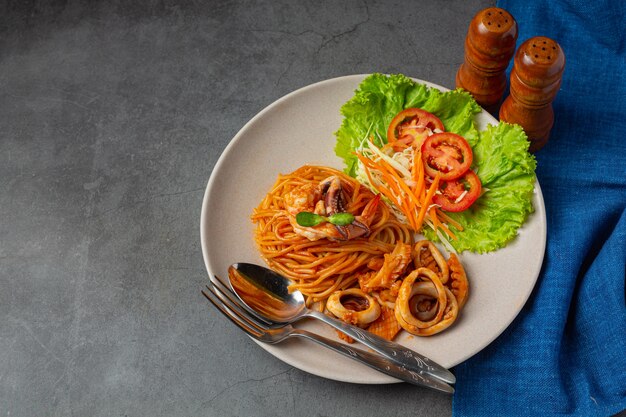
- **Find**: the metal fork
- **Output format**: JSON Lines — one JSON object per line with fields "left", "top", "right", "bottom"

{"left": 201, "top": 276, "right": 454, "bottom": 393}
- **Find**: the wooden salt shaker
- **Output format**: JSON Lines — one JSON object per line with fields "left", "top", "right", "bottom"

{"left": 456, "top": 7, "right": 518, "bottom": 115}
{"left": 499, "top": 37, "right": 565, "bottom": 152}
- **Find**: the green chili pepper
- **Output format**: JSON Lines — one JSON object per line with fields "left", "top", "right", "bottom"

{"left": 296, "top": 212, "right": 355, "bottom": 227}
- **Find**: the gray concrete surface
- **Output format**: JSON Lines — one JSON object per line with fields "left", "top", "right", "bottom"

{"left": 0, "top": 1, "right": 495, "bottom": 416}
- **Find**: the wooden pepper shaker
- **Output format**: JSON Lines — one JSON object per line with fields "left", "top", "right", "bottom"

{"left": 499, "top": 37, "right": 565, "bottom": 152}
{"left": 456, "top": 7, "right": 518, "bottom": 115}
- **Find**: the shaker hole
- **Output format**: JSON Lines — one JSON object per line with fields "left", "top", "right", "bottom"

{"left": 497, "top": 24, "right": 501, "bottom": 28}
{"left": 535, "top": 54, "right": 539, "bottom": 58}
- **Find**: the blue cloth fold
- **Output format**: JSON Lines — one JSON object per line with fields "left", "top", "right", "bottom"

{"left": 452, "top": 0, "right": 626, "bottom": 416}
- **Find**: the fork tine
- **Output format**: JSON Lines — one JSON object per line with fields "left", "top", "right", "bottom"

{"left": 210, "top": 273, "right": 230, "bottom": 289}
{"left": 212, "top": 274, "right": 275, "bottom": 326}
{"left": 205, "top": 283, "right": 270, "bottom": 332}
{"left": 201, "top": 287, "right": 263, "bottom": 339}
{"left": 209, "top": 275, "right": 241, "bottom": 304}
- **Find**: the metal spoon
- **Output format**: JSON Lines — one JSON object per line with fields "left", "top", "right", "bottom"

{"left": 228, "top": 262, "right": 456, "bottom": 384}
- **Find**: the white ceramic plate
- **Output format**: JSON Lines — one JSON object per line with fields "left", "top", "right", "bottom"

{"left": 201, "top": 74, "right": 546, "bottom": 384}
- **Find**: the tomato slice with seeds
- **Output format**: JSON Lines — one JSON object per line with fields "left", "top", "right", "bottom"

{"left": 387, "top": 108, "right": 445, "bottom": 148}
{"left": 433, "top": 169, "right": 482, "bottom": 212}
{"left": 421, "top": 132, "right": 473, "bottom": 181}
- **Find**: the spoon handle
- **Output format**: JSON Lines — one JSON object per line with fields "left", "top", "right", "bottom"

{"left": 307, "top": 310, "right": 456, "bottom": 384}
{"left": 292, "top": 328, "right": 454, "bottom": 393}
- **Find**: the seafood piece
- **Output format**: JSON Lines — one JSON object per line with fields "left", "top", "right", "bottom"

{"left": 413, "top": 240, "right": 449, "bottom": 284}
{"left": 370, "top": 279, "right": 403, "bottom": 309}
{"left": 371, "top": 292, "right": 396, "bottom": 309}
{"left": 360, "top": 242, "right": 412, "bottom": 292}
{"left": 332, "top": 194, "right": 380, "bottom": 240}
{"left": 395, "top": 282, "right": 459, "bottom": 336}
{"left": 319, "top": 176, "right": 349, "bottom": 215}
{"left": 284, "top": 176, "right": 381, "bottom": 241}
{"left": 366, "top": 256, "right": 385, "bottom": 271}
{"left": 366, "top": 306, "right": 402, "bottom": 341}
{"left": 326, "top": 288, "right": 381, "bottom": 327}
{"left": 356, "top": 270, "right": 376, "bottom": 291}
{"left": 283, "top": 183, "right": 324, "bottom": 217}
{"left": 319, "top": 176, "right": 381, "bottom": 240}
{"left": 447, "top": 253, "right": 469, "bottom": 310}
{"left": 395, "top": 268, "right": 447, "bottom": 330}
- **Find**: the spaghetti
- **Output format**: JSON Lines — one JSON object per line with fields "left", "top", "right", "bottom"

{"left": 252, "top": 165, "right": 412, "bottom": 308}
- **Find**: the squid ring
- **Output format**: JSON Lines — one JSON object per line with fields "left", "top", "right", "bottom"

{"left": 327, "top": 288, "right": 381, "bottom": 327}
{"left": 413, "top": 240, "right": 449, "bottom": 284}
{"left": 395, "top": 283, "right": 459, "bottom": 336}
{"left": 395, "top": 268, "right": 447, "bottom": 329}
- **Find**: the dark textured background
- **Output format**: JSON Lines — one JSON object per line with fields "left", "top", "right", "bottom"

{"left": 0, "top": 1, "right": 495, "bottom": 415}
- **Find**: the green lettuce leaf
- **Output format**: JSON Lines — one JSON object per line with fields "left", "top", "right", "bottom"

{"left": 334, "top": 73, "right": 537, "bottom": 253}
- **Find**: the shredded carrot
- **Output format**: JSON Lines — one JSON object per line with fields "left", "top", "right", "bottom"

{"left": 373, "top": 156, "right": 422, "bottom": 230}
{"left": 356, "top": 144, "right": 459, "bottom": 241}
{"left": 430, "top": 206, "right": 457, "bottom": 240}
{"left": 411, "top": 150, "right": 420, "bottom": 186}
{"left": 357, "top": 155, "right": 402, "bottom": 198}
{"left": 357, "top": 154, "right": 417, "bottom": 230}
{"left": 388, "top": 167, "right": 421, "bottom": 226}
{"left": 356, "top": 141, "right": 463, "bottom": 240}
{"left": 439, "top": 220, "right": 457, "bottom": 240}
{"left": 416, "top": 172, "right": 440, "bottom": 229}
{"left": 412, "top": 150, "right": 425, "bottom": 201}
{"left": 437, "top": 211, "right": 464, "bottom": 232}
{"left": 429, "top": 206, "right": 442, "bottom": 231}
{"left": 357, "top": 156, "right": 401, "bottom": 202}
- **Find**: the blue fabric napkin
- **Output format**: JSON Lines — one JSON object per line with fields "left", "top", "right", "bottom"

{"left": 452, "top": 0, "right": 626, "bottom": 416}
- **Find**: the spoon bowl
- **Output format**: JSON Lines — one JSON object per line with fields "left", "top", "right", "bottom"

{"left": 229, "top": 263, "right": 306, "bottom": 323}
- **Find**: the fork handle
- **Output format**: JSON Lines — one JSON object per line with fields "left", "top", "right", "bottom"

{"left": 292, "top": 328, "right": 453, "bottom": 393}
{"left": 306, "top": 310, "right": 455, "bottom": 384}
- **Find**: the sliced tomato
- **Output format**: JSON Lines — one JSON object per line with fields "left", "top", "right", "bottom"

{"left": 433, "top": 170, "right": 482, "bottom": 212}
{"left": 387, "top": 108, "right": 445, "bottom": 148}
{"left": 421, "top": 132, "right": 473, "bottom": 181}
